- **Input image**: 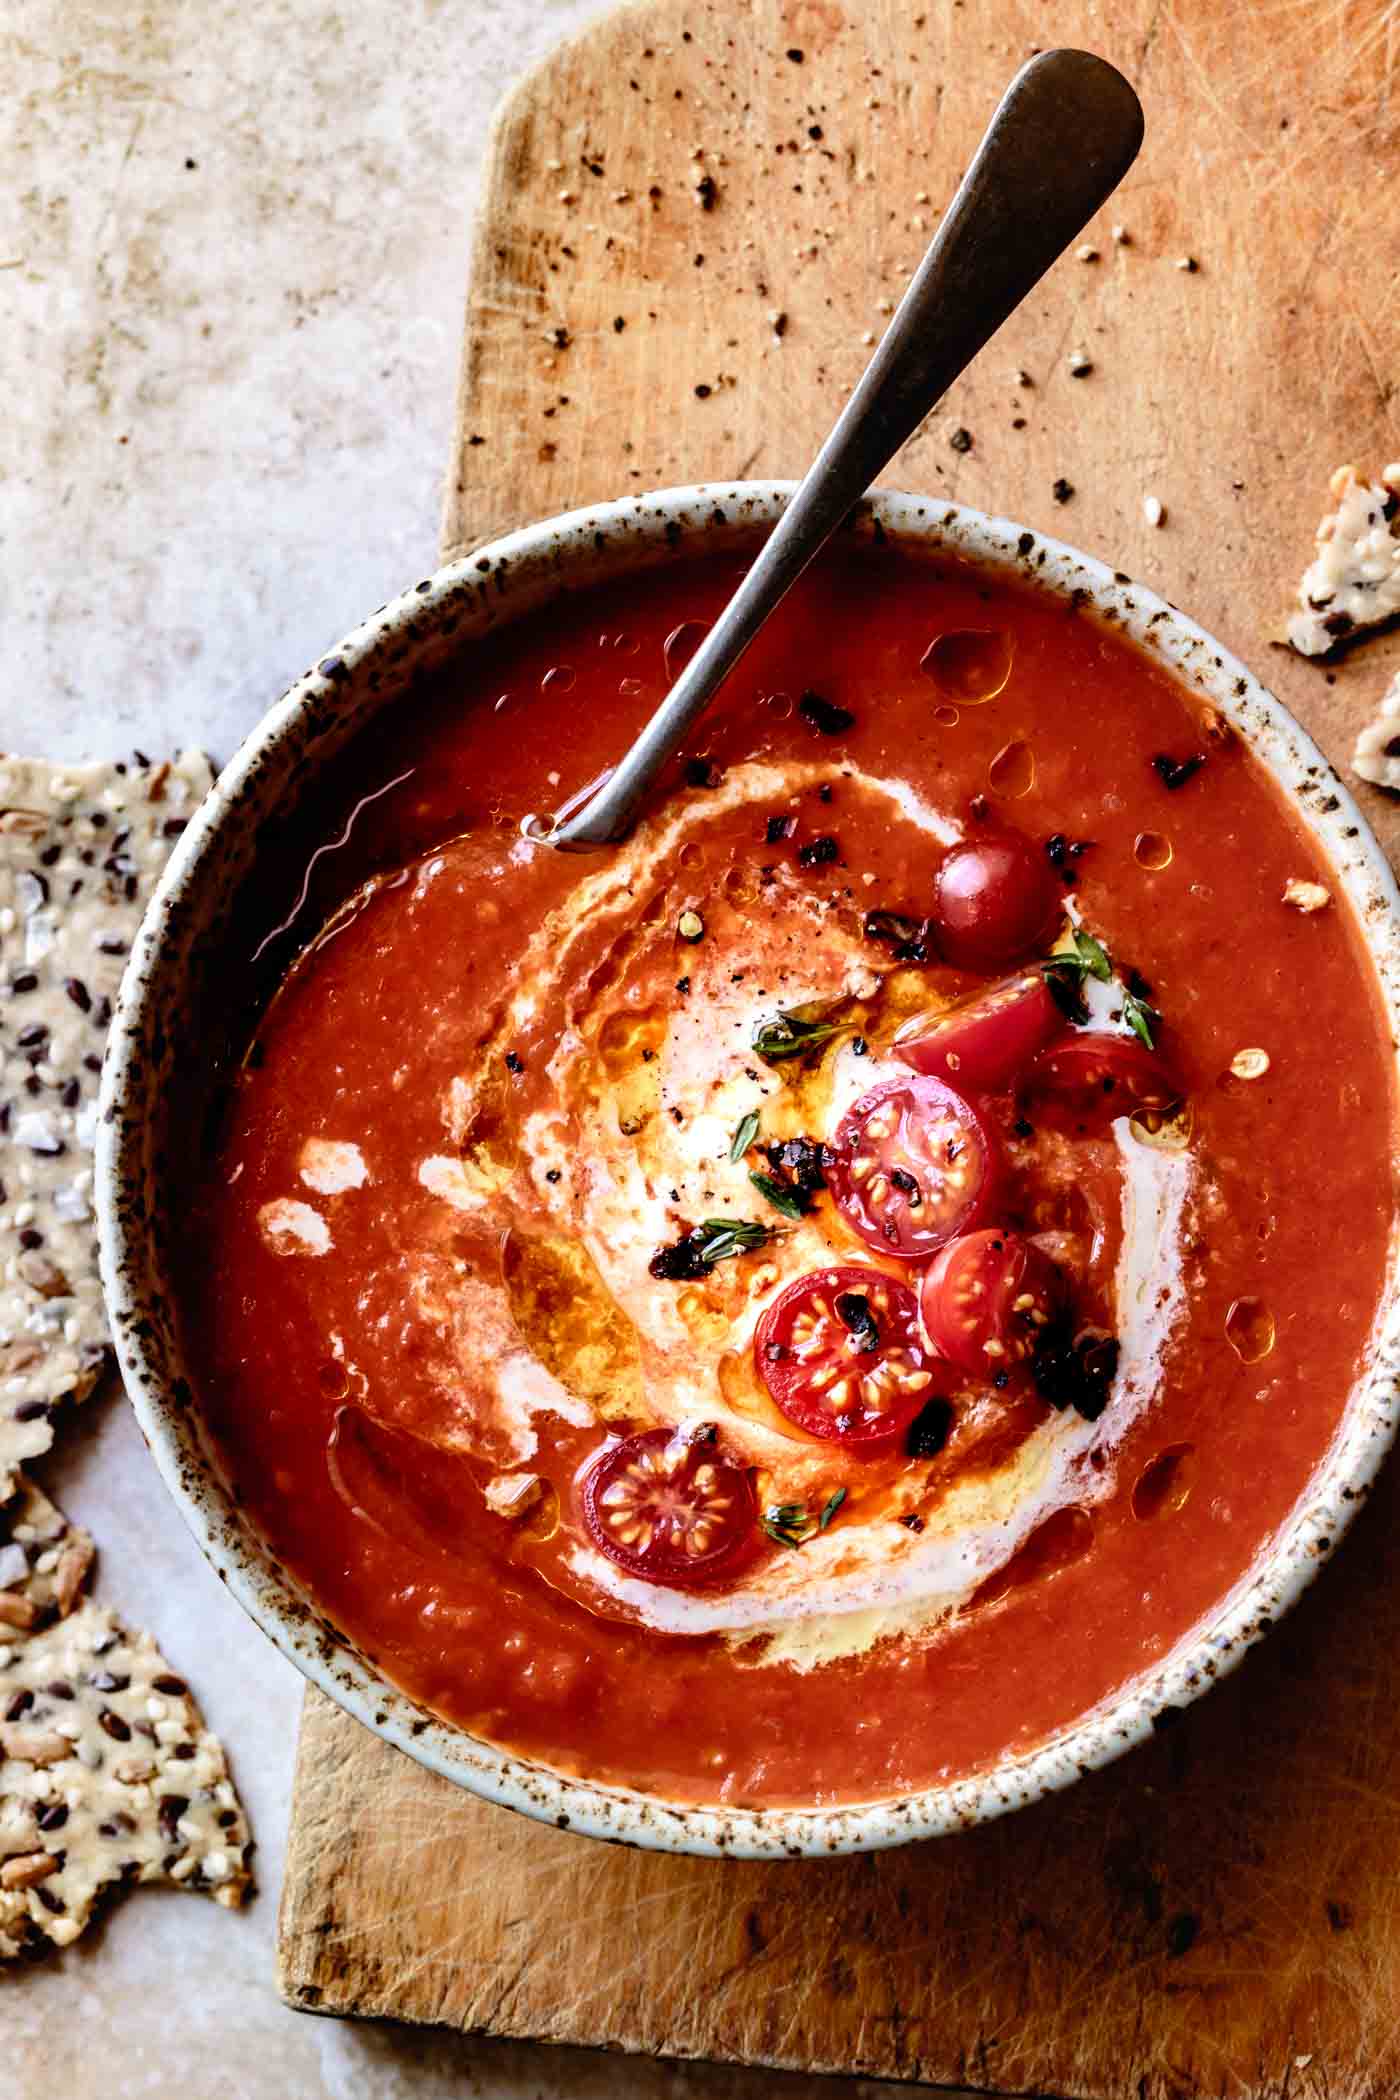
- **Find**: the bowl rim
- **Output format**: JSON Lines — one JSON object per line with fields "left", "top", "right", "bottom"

{"left": 96, "top": 479, "right": 1400, "bottom": 1859}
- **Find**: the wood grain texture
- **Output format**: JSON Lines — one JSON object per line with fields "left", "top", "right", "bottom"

{"left": 280, "top": 0, "right": 1400, "bottom": 2088}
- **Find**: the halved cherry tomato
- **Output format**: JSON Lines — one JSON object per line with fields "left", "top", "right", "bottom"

{"left": 755, "top": 1264, "right": 940, "bottom": 1445}
{"left": 582, "top": 1428, "right": 756, "bottom": 1588}
{"left": 893, "top": 971, "right": 1064, "bottom": 1091}
{"left": 828, "top": 1074, "right": 999, "bottom": 1260}
{"left": 1024, "top": 1032, "right": 1179, "bottom": 1122}
{"left": 932, "top": 830, "right": 1062, "bottom": 971}
{"left": 919, "top": 1230, "right": 1063, "bottom": 1376}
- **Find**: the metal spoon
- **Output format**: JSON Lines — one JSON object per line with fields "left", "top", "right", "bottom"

{"left": 539, "top": 47, "right": 1143, "bottom": 852}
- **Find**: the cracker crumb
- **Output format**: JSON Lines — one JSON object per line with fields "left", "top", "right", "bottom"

{"left": 1143, "top": 494, "right": 1165, "bottom": 528}
{"left": 1283, "top": 877, "right": 1331, "bottom": 914}
{"left": 484, "top": 1472, "right": 544, "bottom": 1519}
{"left": 1068, "top": 348, "right": 1094, "bottom": 377}
{"left": 1353, "top": 670, "right": 1400, "bottom": 789}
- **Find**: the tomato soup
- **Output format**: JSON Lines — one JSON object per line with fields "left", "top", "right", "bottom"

{"left": 176, "top": 545, "right": 1398, "bottom": 1810}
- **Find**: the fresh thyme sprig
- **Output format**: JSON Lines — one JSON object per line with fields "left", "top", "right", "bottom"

{"left": 753, "top": 1009, "right": 847, "bottom": 1067}
{"left": 648, "top": 1216, "right": 779, "bottom": 1280}
{"left": 693, "top": 1217, "right": 775, "bottom": 1265}
{"left": 1040, "top": 926, "right": 1112, "bottom": 987}
{"left": 760, "top": 1488, "right": 847, "bottom": 1549}
{"left": 1041, "top": 927, "right": 1160, "bottom": 1047}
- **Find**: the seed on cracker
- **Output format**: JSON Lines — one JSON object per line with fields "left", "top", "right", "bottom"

{"left": 0, "top": 751, "right": 216, "bottom": 1497}
{"left": 0, "top": 1599, "right": 252, "bottom": 1957}
{"left": 1287, "top": 464, "right": 1400, "bottom": 658}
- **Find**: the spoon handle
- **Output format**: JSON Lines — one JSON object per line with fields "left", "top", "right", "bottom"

{"left": 546, "top": 48, "right": 1143, "bottom": 850}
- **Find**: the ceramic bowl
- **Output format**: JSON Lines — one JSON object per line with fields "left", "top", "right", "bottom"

{"left": 96, "top": 483, "right": 1400, "bottom": 1859}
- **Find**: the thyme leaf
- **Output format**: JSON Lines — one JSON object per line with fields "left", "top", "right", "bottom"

{"left": 753, "top": 1009, "right": 846, "bottom": 1066}
{"left": 729, "top": 1110, "right": 760, "bottom": 1163}
{"left": 1122, "top": 988, "right": 1159, "bottom": 1049}
{"left": 748, "top": 1170, "right": 808, "bottom": 1220}
{"left": 1042, "top": 966, "right": 1088, "bottom": 1023}
{"left": 818, "top": 1487, "right": 847, "bottom": 1531}
{"left": 1040, "top": 926, "right": 1112, "bottom": 983}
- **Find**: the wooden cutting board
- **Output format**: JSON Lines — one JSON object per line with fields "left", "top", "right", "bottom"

{"left": 277, "top": 0, "right": 1400, "bottom": 2087}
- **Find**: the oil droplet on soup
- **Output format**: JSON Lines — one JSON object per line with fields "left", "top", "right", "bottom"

{"left": 454, "top": 1077, "right": 519, "bottom": 1192}
{"left": 1135, "top": 830, "right": 1173, "bottom": 870}
{"left": 500, "top": 1231, "right": 643, "bottom": 1421}
{"left": 1226, "top": 1297, "right": 1275, "bottom": 1364}
{"left": 717, "top": 1346, "right": 791, "bottom": 1435}
{"left": 676, "top": 1287, "right": 733, "bottom": 1348}
{"left": 592, "top": 1010, "right": 664, "bottom": 1136}
{"left": 1129, "top": 1101, "right": 1193, "bottom": 1152}
{"left": 1131, "top": 1443, "right": 1197, "bottom": 1521}
{"left": 919, "top": 627, "right": 1015, "bottom": 704}
{"left": 969, "top": 1505, "right": 1094, "bottom": 1607}
{"left": 934, "top": 703, "right": 960, "bottom": 727}
{"left": 541, "top": 664, "right": 576, "bottom": 694}
{"left": 519, "top": 1480, "right": 561, "bottom": 1543}
{"left": 664, "top": 621, "right": 710, "bottom": 682}
{"left": 988, "top": 739, "right": 1035, "bottom": 798}
{"left": 595, "top": 1008, "right": 668, "bottom": 1077}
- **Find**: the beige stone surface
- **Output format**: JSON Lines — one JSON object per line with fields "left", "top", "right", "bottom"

{"left": 0, "top": 0, "right": 910, "bottom": 2092}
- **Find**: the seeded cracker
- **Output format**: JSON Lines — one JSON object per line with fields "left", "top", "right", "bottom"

{"left": 1287, "top": 464, "right": 1400, "bottom": 656}
{"left": 0, "top": 751, "right": 215, "bottom": 1498}
{"left": 0, "top": 1598, "right": 253, "bottom": 1954}
{"left": 0, "top": 1473, "right": 94, "bottom": 1636}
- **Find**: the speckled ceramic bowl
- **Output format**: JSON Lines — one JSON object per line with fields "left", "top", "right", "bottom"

{"left": 96, "top": 484, "right": 1400, "bottom": 1859}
